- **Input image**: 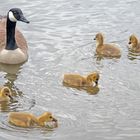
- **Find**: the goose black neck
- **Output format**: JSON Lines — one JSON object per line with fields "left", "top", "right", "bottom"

{"left": 6, "top": 17, "right": 18, "bottom": 50}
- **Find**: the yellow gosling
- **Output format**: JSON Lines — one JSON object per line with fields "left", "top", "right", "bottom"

{"left": 63, "top": 72, "right": 99, "bottom": 87}
{"left": 0, "top": 86, "right": 13, "bottom": 102}
{"left": 94, "top": 33, "right": 121, "bottom": 57}
{"left": 128, "top": 34, "right": 140, "bottom": 53}
{"left": 8, "top": 112, "right": 58, "bottom": 128}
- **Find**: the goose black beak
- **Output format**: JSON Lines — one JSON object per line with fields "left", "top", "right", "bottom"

{"left": 19, "top": 15, "right": 30, "bottom": 23}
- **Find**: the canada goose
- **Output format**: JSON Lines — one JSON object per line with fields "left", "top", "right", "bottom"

{"left": 63, "top": 72, "right": 99, "bottom": 87}
{"left": 0, "top": 86, "right": 13, "bottom": 102}
{"left": 0, "top": 8, "right": 29, "bottom": 64}
{"left": 94, "top": 33, "right": 121, "bottom": 58}
{"left": 9, "top": 112, "right": 58, "bottom": 128}
{"left": 128, "top": 34, "right": 140, "bottom": 53}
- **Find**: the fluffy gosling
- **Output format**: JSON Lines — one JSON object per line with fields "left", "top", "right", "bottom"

{"left": 63, "top": 72, "right": 99, "bottom": 87}
{"left": 0, "top": 86, "right": 13, "bottom": 102}
{"left": 94, "top": 33, "right": 121, "bottom": 57}
{"left": 8, "top": 112, "right": 58, "bottom": 128}
{"left": 128, "top": 34, "right": 140, "bottom": 53}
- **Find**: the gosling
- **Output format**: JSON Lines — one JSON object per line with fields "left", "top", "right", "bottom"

{"left": 0, "top": 86, "right": 13, "bottom": 102}
{"left": 128, "top": 34, "right": 140, "bottom": 53}
{"left": 63, "top": 72, "right": 99, "bottom": 87}
{"left": 94, "top": 33, "right": 121, "bottom": 57}
{"left": 8, "top": 112, "right": 57, "bottom": 128}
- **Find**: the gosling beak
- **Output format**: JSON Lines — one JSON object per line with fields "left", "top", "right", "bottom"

{"left": 95, "top": 80, "right": 98, "bottom": 86}
{"left": 19, "top": 15, "right": 30, "bottom": 23}
{"left": 8, "top": 94, "right": 13, "bottom": 100}
{"left": 52, "top": 117, "right": 58, "bottom": 127}
{"left": 94, "top": 37, "right": 96, "bottom": 40}
{"left": 128, "top": 42, "right": 131, "bottom": 44}
{"left": 52, "top": 117, "right": 57, "bottom": 122}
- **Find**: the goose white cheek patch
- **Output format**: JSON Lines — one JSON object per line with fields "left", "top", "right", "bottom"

{"left": 8, "top": 11, "right": 17, "bottom": 22}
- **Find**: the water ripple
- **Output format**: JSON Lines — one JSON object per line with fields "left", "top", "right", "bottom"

{"left": 0, "top": 0, "right": 140, "bottom": 139}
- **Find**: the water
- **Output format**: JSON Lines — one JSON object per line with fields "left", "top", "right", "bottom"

{"left": 0, "top": 0, "right": 140, "bottom": 139}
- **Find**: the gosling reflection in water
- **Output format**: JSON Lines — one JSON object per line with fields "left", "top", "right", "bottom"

{"left": 0, "top": 101, "right": 10, "bottom": 112}
{"left": 63, "top": 72, "right": 100, "bottom": 94}
{"left": 63, "top": 82, "right": 100, "bottom": 95}
{"left": 127, "top": 51, "right": 140, "bottom": 61}
{"left": 9, "top": 112, "right": 58, "bottom": 128}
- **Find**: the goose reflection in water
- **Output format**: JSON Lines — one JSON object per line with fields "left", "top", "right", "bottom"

{"left": 0, "top": 63, "right": 23, "bottom": 111}
{"left": 0, "top": 62, "right": 22, "bottom": 84}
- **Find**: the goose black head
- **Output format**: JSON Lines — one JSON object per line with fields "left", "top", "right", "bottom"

{"left": 8, "top": 8, "right": 29, "bottom": 23}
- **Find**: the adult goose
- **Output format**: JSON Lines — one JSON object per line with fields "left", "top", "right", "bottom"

{"left": 0, "top": 8, "right": 29, "bottom": 64}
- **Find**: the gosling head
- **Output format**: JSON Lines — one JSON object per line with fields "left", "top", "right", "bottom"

{"left": 128, "top": 34, "right": 138, "bottom": 47}
{"left": 8, "top": 8, "right": 29, "bottom": 23}
{"left": 38, "top": 112, "right": 57, "bottom": 124}
{"left": 87, "top": 72, "right": 100, "bottom": 86}
{"left": 94, "top": 33, "right": 104, "bottom": 46}
{"left": 0, "top": 86, "right": 13, "bottom": 101}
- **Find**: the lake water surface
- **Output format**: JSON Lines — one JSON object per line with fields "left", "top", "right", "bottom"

{"left": 0, "top": 0, "right": 140, "bottom": 140}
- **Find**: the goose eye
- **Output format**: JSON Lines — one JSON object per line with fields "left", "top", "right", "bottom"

{"left": 12, "top": 11, "right": 17, "bottom": 15}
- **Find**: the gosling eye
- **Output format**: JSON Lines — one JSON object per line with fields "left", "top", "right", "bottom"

{"left": 49, "top": 116, "right": 52, "bottom": 119}
{"left": 5, "top": 93, "right": 9, "bottom": 96}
